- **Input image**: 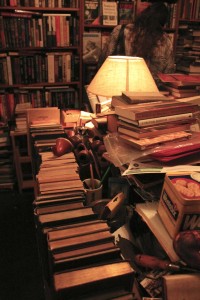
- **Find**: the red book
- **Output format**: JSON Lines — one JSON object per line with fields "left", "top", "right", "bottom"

{"left": 5, "top": 93, "right": 15, "bottom": 121}
{"left": 158, "top": 73, "right": 200, "bottom": 87}
{"left": 55, "top": 16, "right": 61, "bottom": 46}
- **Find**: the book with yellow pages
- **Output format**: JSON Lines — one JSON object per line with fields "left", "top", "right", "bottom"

{"left": 118, "top": 131, "right": 192, "bottom": 150}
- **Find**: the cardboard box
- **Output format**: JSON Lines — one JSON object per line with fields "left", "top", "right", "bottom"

{"left": 27, "top": 107, "right": 60, "bottom": 126}
{"left": 158, "top": 173, "right": 200, "bottom": 238}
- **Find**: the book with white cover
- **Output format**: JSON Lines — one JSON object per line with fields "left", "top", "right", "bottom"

{"left": 83, "top": 32, "right": 101, "bottom": 63}
{"left": 102, "top": 1, "right": 118, "bottom": 26}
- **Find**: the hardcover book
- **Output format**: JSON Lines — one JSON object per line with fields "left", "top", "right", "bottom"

{"left": 51, "top": 244, "right": 121, "bottom": 272}
{"left": 38, "top": 178, "right": 84, "bottom": 193}
{"left": 118, "top": 113, "right": 195, "bottom": 128}
{"left": 158, "top": 73, "right": 200, "bottom": 87}
{"left": 53, "top": 261, "right": 134, "bottom": 298}
{"left": 118, "top": 1, "right": 135, "bottom": 25}
{"left": 34, "top": 196, "right": 84, "bottom": 208}
{"left": 102, "top": 1, "right": 118, "bottom": 26}
{"left": 47, "top": 221, "right": 109, "bottom": 242}
{"left": 115, "top": 101, "right": 199, "bottom": 121}
{"left": 35, "top": 190, "right": 85, "bottom": 202}
{"left": 118, "top": 131, "right": 192, "bottom": 150}
{"left": 177, "top": 63, "right": 200, "bottom": 75}
{"left": 118, "top": 120, "right": 193, "bottom": 139}
{"left": 121, "top": 91, "right": 168, "bottom": 103}
{"left": 37, "top": 207, "right": 97, "bottom": 227}
{"left": 111, "top": 95, "right": 136, "bottom": 108}
{"left": 35, "top": 202, "right": 84, "bottom": 215}
{"left": 42, "top": 220, "right": 103, "bottom": 237}
{"left": 84, "top": 0, "right": 99, "bottom": 25}
{"left": 165, "top": 85, "right": 199, "bottom": 99}
{"left": 48, "top": 230, "right": 114, "bottom": 253}
{"left": 83, "top": 31, "right": 102, "bottom": 63}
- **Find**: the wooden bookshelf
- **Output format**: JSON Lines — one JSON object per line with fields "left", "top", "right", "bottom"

{"left": 0, "top": 1, "right": 84, "bottom": 190}
{"left": 10, "top": 130, "right": 34, "bottom": 193}
{"left": 0, "top": 1, "right": 83, "bottom": 110}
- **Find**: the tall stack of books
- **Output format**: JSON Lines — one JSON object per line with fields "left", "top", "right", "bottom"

{"left": 115, "top": 100, "right": 200, "bottom": 151}
{"left": 176, "top": 27, "right": 200, "bottom": 75}
{"left": 26, "top": 106, "right": 135, "bottom": 299}
{"left": 33, "top": 139, "right": 135, "bottom": 300}
{"left": 36, "top": 151, "right": 83, "bottom": 195}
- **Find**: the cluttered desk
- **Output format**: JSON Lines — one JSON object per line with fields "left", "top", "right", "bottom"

{"left": 29, "top": 102, "right": 200, "bottom": 300}
{"left": 27, "top": 57, "right": 200, "bottom": 299}
{"left": 82, "top": 67, "right": 200, "bottom": 299}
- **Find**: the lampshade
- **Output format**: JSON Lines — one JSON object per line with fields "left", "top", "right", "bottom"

{"left": 87, "top": 56, "right": 161, "bottom": 98}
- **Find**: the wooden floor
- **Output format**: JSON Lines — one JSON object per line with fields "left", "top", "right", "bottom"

{"left": 0, "top": 189, "right": 45, "bottom": 300}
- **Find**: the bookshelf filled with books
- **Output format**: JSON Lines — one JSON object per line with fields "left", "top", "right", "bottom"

{"left": 82, "top": 0, "right": 181, "bottom": 87}
{"left": 0, "top": 1, "right": 84, "bottom": 190}
{"left": 175, "top": 0, "right": 200, "bottom": 75}
{"left": 0, "top": 1, "right": 83, "bottom": 116}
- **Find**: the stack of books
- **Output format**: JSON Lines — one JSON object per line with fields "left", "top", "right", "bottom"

{"left": 33, "top": 142, "right": 135, "bottom": 300}
{"left": 158, "top": 73, "right": 200, "bottom": 99}
{"left": 115, "top": 100, "right": 200, "bottom": 151}
{"left": 36, "top": 151, "right": 83, "bottom": 195}
{"left": 15, "top": 102, "right": 32, "bottom": 131}
{"left": 175, "top": 25, "right": 200, "bottom": 76}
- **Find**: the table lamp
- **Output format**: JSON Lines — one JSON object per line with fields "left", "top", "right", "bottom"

{"left": 87, "top": 56, "right": 166, "bottom": 102}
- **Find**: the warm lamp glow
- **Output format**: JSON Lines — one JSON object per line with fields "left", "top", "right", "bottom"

{"left": 87, "top": 56, "right": 160, "bottom": 98}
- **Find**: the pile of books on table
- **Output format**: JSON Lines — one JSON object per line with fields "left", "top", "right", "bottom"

{"left": 115, "top": 99, "right": 200, "bottom": 151}
{"left": 157, "top": 73, "right": 200, "bottom": 99}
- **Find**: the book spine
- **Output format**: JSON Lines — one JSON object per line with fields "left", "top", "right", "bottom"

{"left": 47, "top": 54, "right": 55, "bottom": 83}
{"left": 135, "top": 106, "right": 198, "bottom": 120}
{"left": 1, "top": 12, "right": 32, "bottom": 18}
{"left": 137, "top": 113, "right": 194, "bottom": 127}
{"left": 66, "top": 53, "right": 71, "bottom": 82}
{"left": 6, "top": 55, "right": 13, "bottom": 85}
